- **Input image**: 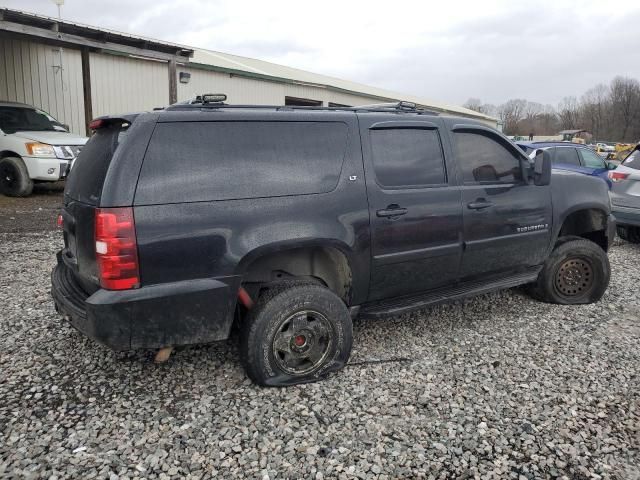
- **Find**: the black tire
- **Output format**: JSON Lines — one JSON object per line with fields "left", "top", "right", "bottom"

{"left": 0, "top": 157, "right": 33, "bottom": 197}
{"left": 529, "top": 237, "right": 610, "bottom": 304}
{"left": 240, "top": 282, "right": 353, "bottom": 386}
{"left": 618, "top": 225, "right": 640, "bottom": 244}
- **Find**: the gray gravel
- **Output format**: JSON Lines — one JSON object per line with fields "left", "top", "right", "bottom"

{"left": 1, "top": 230, "right": 639, "bottom": 479}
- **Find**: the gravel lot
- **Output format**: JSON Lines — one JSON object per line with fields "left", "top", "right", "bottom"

{"left": 1, "top": 193, "right": 639, "bottom": 479}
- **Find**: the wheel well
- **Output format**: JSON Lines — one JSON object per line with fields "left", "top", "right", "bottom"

{"left": 559, "top": 209, "right": 609, "bottom": 251}
{"left": 0, "top": 150, "right": 21, "bottom": 159}
{"left": 241, "top": 246, "right": 352, "bottom": 302}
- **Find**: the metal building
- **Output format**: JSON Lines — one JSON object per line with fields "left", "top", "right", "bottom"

{"left": 0, "top": 8, "right": 497, "bottom": 136}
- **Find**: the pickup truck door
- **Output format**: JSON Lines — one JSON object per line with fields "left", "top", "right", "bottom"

{"left": 359, "top": 115, "right": 463, "bottom": 301}
{"left": 448, "top": 123, "right": 553, "bottom": 280}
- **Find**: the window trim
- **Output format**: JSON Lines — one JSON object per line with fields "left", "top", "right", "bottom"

{"left": 368, "top": 125, "right": 448, "bottom": 190}
{"left": 451, "top": 124, "right": 529, "bottom": 185}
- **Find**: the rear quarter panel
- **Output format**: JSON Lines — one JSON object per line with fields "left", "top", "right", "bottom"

{"left": 132, "top": 112, "right": 371, "bottom": 304}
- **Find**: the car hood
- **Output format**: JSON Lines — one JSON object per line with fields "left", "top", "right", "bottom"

{"left": 13, "top": 130, "right": 88, "bottom": 146}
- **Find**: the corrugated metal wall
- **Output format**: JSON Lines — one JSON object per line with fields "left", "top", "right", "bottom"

{"left": 89, "top": 52, "right": 169, "bottom": 118}
{"left": 0, "top": 36, "right": 85, "bottom": 134}
{"left": 0, "top": 37, "right": 496, "bottom": 135}
{"left": 177, "top": 66, "right": 383, "bottom": 107}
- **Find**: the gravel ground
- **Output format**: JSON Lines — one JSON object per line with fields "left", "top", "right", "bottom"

{"left": 0, "top": 186, "right": 64, "bottom": 234}
{"left": 1, "top": 225, "right": 639, "bottom": 479}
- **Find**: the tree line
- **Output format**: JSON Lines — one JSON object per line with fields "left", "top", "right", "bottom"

{"left": 464, "top": 76, "right": 640, "bottom": 143}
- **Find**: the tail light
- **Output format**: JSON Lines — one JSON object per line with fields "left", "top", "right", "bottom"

{"left": 609, "top": 171, "right": 629, "bottom": 183}
{"left": 95, "top": 207, "right": 140, "bottom": 290}
{"left": 56, "top": 213, "right": 64, "bottom": 229}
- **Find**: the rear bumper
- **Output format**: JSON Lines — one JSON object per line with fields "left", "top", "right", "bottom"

{"left": 612, "top": 205, "right": 640, "bottom": 227}
{"left": 51, "top": 252, "right": 240, "bottom": 350}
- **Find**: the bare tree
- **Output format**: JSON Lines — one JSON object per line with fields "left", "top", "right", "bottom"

{"left": 463, "top": 98, "right": 483, "bottom": 112}
{"left": 497, "top": 99, "right": 526, "bottom": 135}
{"left": 609, "top": 76, "right": 640, "bottom": 142}
{"left": 557, "top": 97, "right": 580, "bottom": 131}
{"left": 580, "top": 84, "right": 609, "bottom": 140}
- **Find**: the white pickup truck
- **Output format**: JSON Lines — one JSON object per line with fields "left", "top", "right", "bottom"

{"left": 0, "top": 101, "right": 88, "bottom": 197}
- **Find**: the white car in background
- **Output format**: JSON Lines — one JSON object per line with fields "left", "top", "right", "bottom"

{"left": 0, "top": 101, "right": 88, "bottom": 197}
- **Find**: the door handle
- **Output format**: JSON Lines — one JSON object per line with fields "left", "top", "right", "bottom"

{"left": 467, "top": 199, "right": 493, "bottom": 210}
{"left": 376, "top": 205, "right": 408, "bottom": 218}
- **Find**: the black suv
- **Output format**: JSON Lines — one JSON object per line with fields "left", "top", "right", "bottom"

{"left": 52, "top": 100, "right": 615, "bottom": 386}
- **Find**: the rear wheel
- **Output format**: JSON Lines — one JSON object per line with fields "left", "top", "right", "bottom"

{"left": 529, "top": 238, "right": 610, "bottom": 304}
{"left": 240, "top": 282, "right": 352, "bottom": 386}
{"left": 0, "top": 157, "right": 33, "bottom": 197}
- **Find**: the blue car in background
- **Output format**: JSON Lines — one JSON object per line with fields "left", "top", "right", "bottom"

{"left": 517, "top": 142, "right": 617, "bottom": 187}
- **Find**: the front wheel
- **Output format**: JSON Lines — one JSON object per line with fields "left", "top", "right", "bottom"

{"left": 529, "top": 238, "right": 610, "bottom": 304}
{"left": 240, "top": 283, "right": 353, "bottom": 386}
{"left": 0, "top": 156, "right": 33, "bottom": 197}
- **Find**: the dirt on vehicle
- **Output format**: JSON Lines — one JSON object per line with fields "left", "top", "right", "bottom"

{"left": 0, "top": 182, "right": 64, "bottom": 233}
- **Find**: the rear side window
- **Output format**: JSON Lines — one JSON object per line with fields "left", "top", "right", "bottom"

{"left": 135, "top": 121, "right": 348, "bottom": 204}
{"left": 553, "top": 147, "right": 580, "bottom": 166}
{"left": 454, "top": 131, "right": 524, "bottom": 184}
{"left": 578, "top": 148, "right": 606, "bottom": 168}
{"left": 623, "top": 149, "right": 640, "bottom": 169}
{"left": 65, "top": 125, "right": 124, "bottom": 205}
{"left": 370, "top": 128, "right": 446, "bottom": 188}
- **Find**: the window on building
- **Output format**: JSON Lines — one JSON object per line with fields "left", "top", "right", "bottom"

{"left": 285, "top": 96, "right": 322, "bottom": 107}
{"left": 454, "top": 131, "right": 524, "bottom": 184}
{"left": 553, "top": 147, "right": 581, "bottom": 166}
{"left": 370, "top": 128, "right": 446, "bottom": 188}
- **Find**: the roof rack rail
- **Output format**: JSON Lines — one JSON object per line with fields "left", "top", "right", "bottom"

{"left": 164, "top": 100, "right": 438, "bottom": 115}
{"left": 353, "top": 101, "right": 418, "bottom": 111}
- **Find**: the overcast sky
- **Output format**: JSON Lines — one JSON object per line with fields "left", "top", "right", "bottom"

{"left": 3, "top": 0, "right": 640, "bottom": 107}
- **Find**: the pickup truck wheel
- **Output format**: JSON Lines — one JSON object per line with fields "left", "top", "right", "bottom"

{"left": 530, "top": 238, "right": 610, "bottom": 304}
{"left": 240, "top": 283, "right": 352, "bottom": 386}
{"left": 0, "top": 157, "right": 33, "bottom": 197}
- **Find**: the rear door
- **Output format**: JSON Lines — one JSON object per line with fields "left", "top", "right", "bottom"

{"left": 359, "top": 114, "right": 463, "bottom": 301}
{"left": 552, "top": 146, "right": 582, "bottom": 171}
{"left": 611, "top": 148, "right": 640, "bottom": 210}
{"left": 448, "top": 123, "right": 552, "bottom": 280}
{"left": 577, "top": 147, "right": 611, "bottom": 185}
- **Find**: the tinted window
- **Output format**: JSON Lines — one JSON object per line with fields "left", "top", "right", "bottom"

{"left": 578, "top": 148, "right": 606, "bottom": 168}
{"left": 623, "top": 149, "right": 640, "bottom": 169}
{"left": 136, "top": 121, "right": 348, "bottom": 204}
{"left": 0, "top": 106, "right": 58, "bottom": 134}
{"left": 553, "top": 147, "right": 580, "bottom": 166}
{"left": 370, "top": 128, "right": 446, "bottom": 187}
{"left": 65, "top": 125, "right": 124, "bottom": 205}
{"left": 454, "top": 131, "right": 523, "bottom": 184}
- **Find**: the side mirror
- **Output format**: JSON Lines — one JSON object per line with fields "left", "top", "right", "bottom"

{"left": 606, "top": 161, "right": 617, "bottom": 170}
{"left": 533, "top": 149, "right": 552, "bottom": 186}
{"left": 63, "top": 124, "right": 70, "bottom": 132}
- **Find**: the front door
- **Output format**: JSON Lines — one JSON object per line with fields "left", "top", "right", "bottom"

{"left": 447, "top": 123, "right": 553, "bottom": 281}
{"left": 360, "top": 115, "right": 463, "bottom": 301}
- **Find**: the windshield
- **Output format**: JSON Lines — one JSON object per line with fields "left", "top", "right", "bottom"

{"left": 0, "top": 106, "right": 65, "bottom": 134}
